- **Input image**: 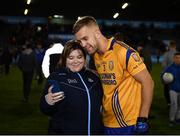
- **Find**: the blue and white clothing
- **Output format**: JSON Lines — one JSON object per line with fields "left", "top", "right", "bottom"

{"left": 162, "top": 63, "right": 180, "bottom": 121}
{"left": 163, "top": 63, "right": 180, "bottom": 92}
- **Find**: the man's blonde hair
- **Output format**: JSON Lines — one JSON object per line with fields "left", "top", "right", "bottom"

{"left": 73, "top": 16, "right": 98, "bottom": 34}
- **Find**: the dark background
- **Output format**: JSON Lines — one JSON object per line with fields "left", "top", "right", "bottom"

{"left": 0, "top": 0, "right": 180, "bottom": 21}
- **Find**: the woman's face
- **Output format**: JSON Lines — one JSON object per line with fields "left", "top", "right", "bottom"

{"left": 66, "top": 49, "right": 86, "bottom": 72}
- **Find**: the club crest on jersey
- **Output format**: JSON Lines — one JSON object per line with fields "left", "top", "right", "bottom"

{"left": 108, "top": 61, "right": 114, "bottom": 71}
{"left": 132, "top": 53, "right": 140, "bottom": 62}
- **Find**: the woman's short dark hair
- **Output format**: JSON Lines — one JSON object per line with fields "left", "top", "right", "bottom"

{"left": 59, "top": 40, "right": 86, "bottom": 68}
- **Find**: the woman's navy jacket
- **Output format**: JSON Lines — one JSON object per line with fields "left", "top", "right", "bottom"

{"left": 40, "top": 67, "right": 104, "bottom": 134}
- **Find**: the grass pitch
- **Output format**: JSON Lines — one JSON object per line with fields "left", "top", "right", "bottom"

{"left": 0, "top": 63, "right": 180, "bottom": 134}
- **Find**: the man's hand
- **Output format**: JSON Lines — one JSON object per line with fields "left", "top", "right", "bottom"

{"left": 135, "top": 117, "right": 149, "bottom": 134}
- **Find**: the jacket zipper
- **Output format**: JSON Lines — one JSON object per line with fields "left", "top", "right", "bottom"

{"left": 77, "top": 73, "right": 91, "bottom": 136}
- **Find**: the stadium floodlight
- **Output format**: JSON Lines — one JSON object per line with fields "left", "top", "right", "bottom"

{"left": 122, "top": 3, "right": 128, "bottom": 9}
{"left": 53, "top": 15, "right": 64, "bottom": 18}
{"left": 113, "top": 13, "right": 119, "bottom": 19}
{"left": 24, "top": 9, "right": 28, "bottom": 15}
{"left": 27, "top": 0, "right": 31, "bottom": 5}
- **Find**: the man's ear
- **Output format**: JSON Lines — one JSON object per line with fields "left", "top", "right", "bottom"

{"left": 95, "top": 29, "right": 101, "bottom": 39}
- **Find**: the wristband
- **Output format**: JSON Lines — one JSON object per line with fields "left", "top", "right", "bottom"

{"left": 135, "top": 117, "right": 149, "bottom": 134}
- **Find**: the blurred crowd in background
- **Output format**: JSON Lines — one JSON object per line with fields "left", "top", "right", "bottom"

{"left": 0, "top": 18, "right": 179, "bottom": 76}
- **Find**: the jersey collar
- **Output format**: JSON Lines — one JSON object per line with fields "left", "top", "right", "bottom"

{"left": 106, "top": 37, "right": 116, "bottom": 51}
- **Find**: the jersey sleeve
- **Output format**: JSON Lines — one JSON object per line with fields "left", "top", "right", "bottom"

{"left": 127, "top": 51, "right": 146, "bottom": 76}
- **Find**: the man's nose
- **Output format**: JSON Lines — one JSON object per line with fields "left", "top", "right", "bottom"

{"left": 81, "top": 41, "right": 86, "bottom": 48}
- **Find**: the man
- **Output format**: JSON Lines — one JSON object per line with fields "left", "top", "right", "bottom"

{"left": 73, "top": 16, "right": 154, "bottom": 135}
{"left": 34, "top": 42, "right": 45, "bottom": 84}
{"left": 42, "top": 43, "right": 64, "bottom": 78}
{"left": 137, "top": 43, "right": 152, "bottom": 73}
{"left": 18, "top": 43, "right": 37, "bottom": 102}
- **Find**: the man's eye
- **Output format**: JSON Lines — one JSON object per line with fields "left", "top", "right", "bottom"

{"left": 84, "top": 37, "right": 88, "bottom": 41}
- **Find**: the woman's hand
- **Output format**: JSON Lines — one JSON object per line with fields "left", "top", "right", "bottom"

{"left": 45, "top": 85, "right": 65, "bottom": 105}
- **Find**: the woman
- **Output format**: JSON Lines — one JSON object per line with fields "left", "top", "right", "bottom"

{"left": 40, "top": 40, "right": 103, "bottom": 135}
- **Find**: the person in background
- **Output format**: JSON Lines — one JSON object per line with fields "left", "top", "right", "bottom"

{"left": 137, "top": 43, "right": 152, "bottom": 73}
{"left": 1, "top": 45, "right": 12, "bottom": 75}
{"left": 18, "top": 43, "right": 37, "bottom": 102}
{"left": 40, "top": 40, "right": 103, "bottom": 135}
{"left": 73, "top": 16, "right": 154, "bottom": 135}
{"left": 161, "top": 40, "right": 177, "bottom": 107}
{"left": 161, "top": 52, "right": 180, "bottom": 126}
{"left": 35, "top": 42, "right": 45, "bottom": 84}
{"left": 41, "top": 42, "right": 64, "bottom": 78}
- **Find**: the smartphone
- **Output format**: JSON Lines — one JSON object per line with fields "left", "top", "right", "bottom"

{"left": 47, "top": 79, "right": 60, "bottom": 93}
